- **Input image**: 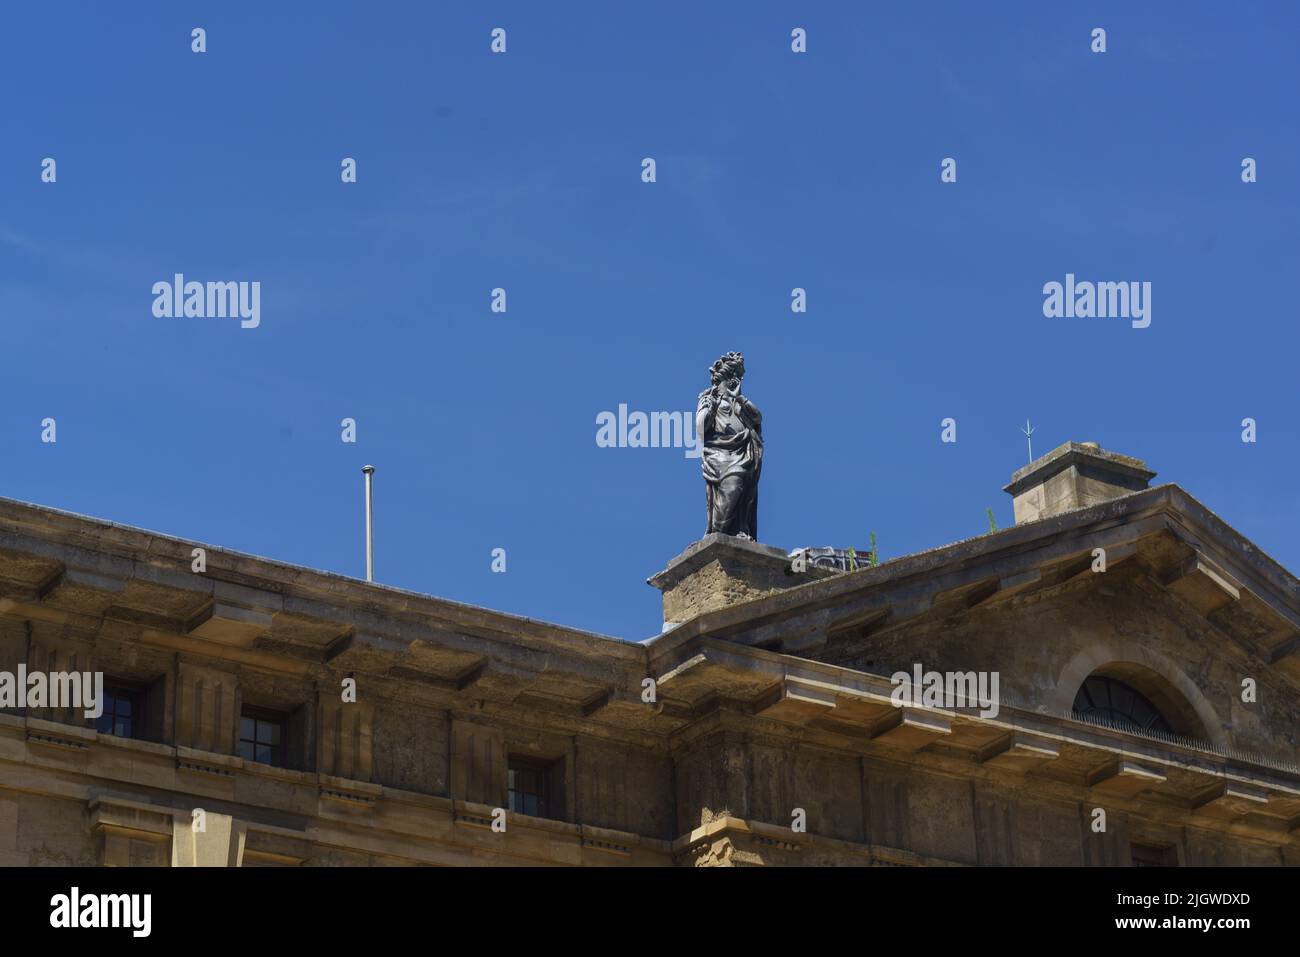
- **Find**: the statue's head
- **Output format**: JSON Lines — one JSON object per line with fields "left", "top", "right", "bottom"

{"left": 710, "top": 352, "right": 745, "bottom": 391}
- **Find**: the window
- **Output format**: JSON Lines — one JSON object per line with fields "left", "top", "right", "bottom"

{"left": 96, "top": 683, "right": 146, "bottom": 739}
{"left": 239, "top": 708, "right": 286, "bottom": 767}
{"left": 508, "top": 757, "right": 553, "bottom": 818}
{"left": 1072, "top": 676, "right": 1172, "bottom": 734}
{"left": 1130, "top": 842, "right": 1176, "bottom": 867}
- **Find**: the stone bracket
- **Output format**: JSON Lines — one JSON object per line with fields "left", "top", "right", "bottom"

{"left": 868, "top": 708, "right": 952, "bottom": 751}
{"left": 1088, "top": 759, "right": 1167, "bottom": 797}
{"left": 979, "top": 732, "right": 1060, "bottom": 772}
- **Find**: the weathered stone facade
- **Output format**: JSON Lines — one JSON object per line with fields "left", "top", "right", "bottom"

{"left": 1, "top": 442, "right": 1298, "bottom": 865}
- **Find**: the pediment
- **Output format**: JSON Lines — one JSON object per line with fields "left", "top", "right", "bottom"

{"left": 680, "top": 486, "right": 1300, "bottom": 692}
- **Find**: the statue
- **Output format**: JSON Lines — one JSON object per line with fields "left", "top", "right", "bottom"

{"left": 697, "top": 352, "right": 763, "bottom": 540}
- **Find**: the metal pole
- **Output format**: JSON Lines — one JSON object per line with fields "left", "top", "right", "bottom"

{"left": 362, "top": 465, "right": 375, "bottom": 582}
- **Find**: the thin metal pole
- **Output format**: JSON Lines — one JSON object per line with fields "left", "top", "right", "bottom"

{"left": 362, "top": 465, "right": 375, "bottom": 582}
{"left": 1020, "top": 420, "right": 1035, "bottom": 463}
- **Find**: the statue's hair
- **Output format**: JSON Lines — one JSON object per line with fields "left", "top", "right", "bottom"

{"left": 710, "top": 351, "right": 745, "bottom": 383}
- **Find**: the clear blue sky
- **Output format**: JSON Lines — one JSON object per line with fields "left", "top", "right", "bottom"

{"left": 2, "top": 3, "right": 1297, "bottom": 641}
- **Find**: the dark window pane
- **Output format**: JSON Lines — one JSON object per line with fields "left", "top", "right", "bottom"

{"left": 239, "top": 711, "right": 287, "bottom": 766}
{"left": 97, "top": 687, "right": 145, "bottom": 740}
{"left": 507, "top": 758, "right": 552, "bottom": 819}
{"left": 1073, "top": 676, "right": 1173, "bottom": 734}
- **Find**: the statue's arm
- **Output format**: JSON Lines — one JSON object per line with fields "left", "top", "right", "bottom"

{"left": 696, "top": 389, "right": 715, "bottom": 441}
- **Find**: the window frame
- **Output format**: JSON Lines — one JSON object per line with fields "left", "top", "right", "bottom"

{"left": 96, "top": 679, "right": 149, "bottom": 740}
{"left": 1072, "top": 675, "right": 1174, "bottom": 734}
{"left": 238, "top": 705, "right": 288, "bottom": 768}
{"left": 507, "top": 755, "right": 556, "bottom": 819}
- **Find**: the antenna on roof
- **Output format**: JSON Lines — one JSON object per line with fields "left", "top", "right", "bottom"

{"left": 1020, "top": 419, "right": 1036, "bottom": 463}
{"left": 362, "top": 465, "right": 375, "bottom": 582}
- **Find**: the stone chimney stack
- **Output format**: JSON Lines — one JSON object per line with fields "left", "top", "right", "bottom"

{"left": 1002, "top": 441, "right": 1156, "bottom": 525}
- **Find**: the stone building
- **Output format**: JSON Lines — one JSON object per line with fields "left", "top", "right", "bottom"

{"left": 1, "top": 441, "right": 1297, "bottom": 866}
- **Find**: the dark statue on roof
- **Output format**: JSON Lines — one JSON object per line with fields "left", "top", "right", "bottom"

{"left": 697, "top": 352, "right": 763, "bottom": 540}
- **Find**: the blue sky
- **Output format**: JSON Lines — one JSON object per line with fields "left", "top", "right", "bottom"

{"left": 2, "top": 3, "right": 1297, "bottom": 641}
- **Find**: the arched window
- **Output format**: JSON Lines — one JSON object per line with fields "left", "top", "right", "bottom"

{"left": 1072, "top": 675, "right": 1173, "bottom": 733}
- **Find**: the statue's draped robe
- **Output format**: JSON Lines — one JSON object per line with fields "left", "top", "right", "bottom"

{"left": 699, "top": 390, "right": 762, "bottom": 539}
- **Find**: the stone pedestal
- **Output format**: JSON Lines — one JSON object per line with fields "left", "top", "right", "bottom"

{"left": 647, "top": 534, "right": 835, "bottom": 630}
{"left": 1003, "top": 441, "right": 1155, "bottom": 525}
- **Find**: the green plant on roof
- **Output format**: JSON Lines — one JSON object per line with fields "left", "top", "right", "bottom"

{"left": 987, "top": 507, "right": 998, "bottom": 534}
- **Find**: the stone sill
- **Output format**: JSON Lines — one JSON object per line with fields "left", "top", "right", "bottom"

{"left": 451, "top": 799, "right": 586, "bottom": 837}
{"left": 239, "top": 756, "right": 315, "bottom": 787}
{"left": 95, "top": 729, "right": 175, "bottom": 758}
{"left": 319, "top": 773, "right": 382, "bottom": 807}
{"left": 25, "top": 716, "right": 96, "bottom": 751}
{"left": 176, "top": 745, "right": 243, "bottom": 777}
